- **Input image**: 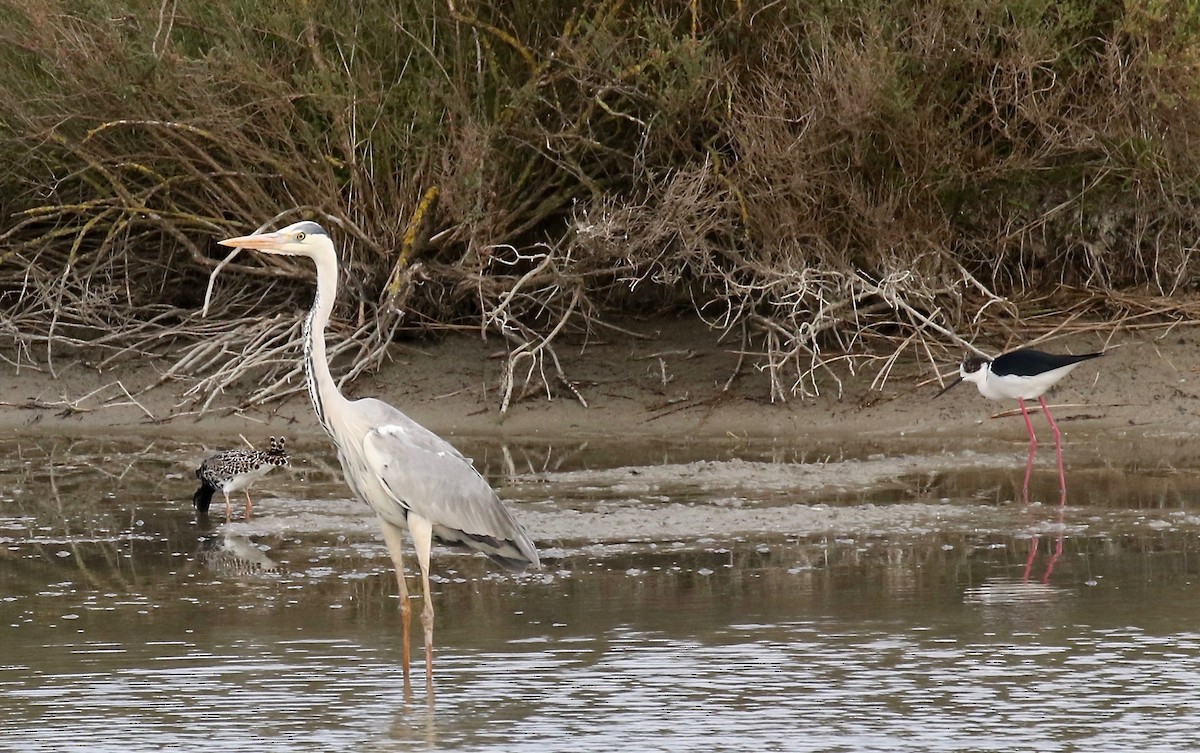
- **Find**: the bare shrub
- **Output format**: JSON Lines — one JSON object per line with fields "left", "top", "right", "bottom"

{"left": 3, "top": 0, "right": 1200, "bottom": 413}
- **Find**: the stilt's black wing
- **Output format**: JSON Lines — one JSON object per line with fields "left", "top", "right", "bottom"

{"left": 990, "top": 349, "right": 1103, "bottom": 378}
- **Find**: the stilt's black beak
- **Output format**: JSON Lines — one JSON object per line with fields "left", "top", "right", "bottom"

{"left": 933, "top": 376, "right": 962, "bottom": 399}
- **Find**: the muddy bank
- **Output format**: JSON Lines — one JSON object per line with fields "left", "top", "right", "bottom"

{"left": 6, "top": 319, "right": 1200, "bottom": 566}
{"left": 5, "top": 322, "right": 1200, "bottom": 447}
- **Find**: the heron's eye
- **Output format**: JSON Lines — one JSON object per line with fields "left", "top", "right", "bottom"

{"left": 296, "top": 232, "right": 307, "bottom": 241}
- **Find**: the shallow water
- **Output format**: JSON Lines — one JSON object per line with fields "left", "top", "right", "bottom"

{"left": 2, "top": 434, "right": 1200, "bottom": 751}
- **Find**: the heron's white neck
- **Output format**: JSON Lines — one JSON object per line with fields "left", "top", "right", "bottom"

{"left": 303, "top": 246, "right": 349, "bottom": 435}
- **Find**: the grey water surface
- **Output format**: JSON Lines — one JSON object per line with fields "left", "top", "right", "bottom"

{"left": 1, "top": 434, "right": 1199, "bottom": 752}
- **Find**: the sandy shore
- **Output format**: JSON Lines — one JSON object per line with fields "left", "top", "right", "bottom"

{"left": 4, "top": 318, "right": 1200, "bottom": 444}
{"left": 9, "top": 314, "right": 1200, "bottom": 443}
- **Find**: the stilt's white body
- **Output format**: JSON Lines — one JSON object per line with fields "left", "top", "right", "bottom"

{"left": 962, "top": 361, "right": 1089, "bottom": 401}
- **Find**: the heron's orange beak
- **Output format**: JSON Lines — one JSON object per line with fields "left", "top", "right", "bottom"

{"left": 218, "top": 230, "right": 288, "bottom": 250}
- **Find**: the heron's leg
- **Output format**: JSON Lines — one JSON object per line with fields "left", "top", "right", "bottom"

{"left": 244, "top": 491, "right": 253, "bottom": 521}
{"left": 407, "top": 513, "right": 436, "bottom": 692}
{"left": 380, "top": 521, "right": 412, "bottom": 689}
{"left": 1038, "top": 396, "right": 1067, "bottom": 504}
{"left": 224, "top": 491, "right": 233, "bottom": 523}
{"left": 1017, "top": 399, "right": 1038, "bottom": 503}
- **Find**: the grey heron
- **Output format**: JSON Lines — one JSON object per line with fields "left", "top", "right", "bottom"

{"left": 218, "top": 221, "right": 539, "bottom": 691}
{"left": 935, "top": 348, "right": 1103, "bottom": 503}
{"left": 194, "top": 436, "right": 290, "bottom": 522}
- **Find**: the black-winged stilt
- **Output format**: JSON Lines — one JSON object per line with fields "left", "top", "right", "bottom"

{"left": 936, "top": 349, "right": 1103, "bottom": 503}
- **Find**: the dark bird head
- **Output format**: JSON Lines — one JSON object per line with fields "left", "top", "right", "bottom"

{"left": 193, "top": 483, "right": 215, "bottom": 513}
{"left": 934, "top": 354, "right": 992, "bottom": 399}
{"left": 960, "top": 355, "right": 991, "bottom": 378}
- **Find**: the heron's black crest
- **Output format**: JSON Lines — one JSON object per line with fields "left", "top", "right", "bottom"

{"left": 292, "top": 221, "right": 327, "bottom": 237}
{"left": 961, "top": 355, "right": 991, "bottom": 374}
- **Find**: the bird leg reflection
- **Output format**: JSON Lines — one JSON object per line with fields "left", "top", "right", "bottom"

{"left": 381, "top": 521, "right": 413, "bottom": 695}
{"left": 1021, "top": 534, "right": 1064, "bottom": 584}
{"left": 1022, "top": 534, "right": 1039, "bottom": 582}
{"left": 1044, "top": 532, "right": 1064, "bottom": 581}
{"left": 1022, "top": 505, "right": 1066, "bottom": 584}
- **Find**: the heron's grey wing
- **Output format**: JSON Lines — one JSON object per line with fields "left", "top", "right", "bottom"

{"left": 360, "top": 423, "right": 540, "bottom": 571}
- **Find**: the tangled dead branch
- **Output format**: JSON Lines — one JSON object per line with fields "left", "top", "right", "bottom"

{"left": 4, "top": 1, "right": 1200, "bottom": 416}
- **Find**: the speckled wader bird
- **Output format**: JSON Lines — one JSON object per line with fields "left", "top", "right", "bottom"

{"left": 193, "top": 436, "right": 290, "bottom": 522}
{"left": 218, "top": 221, "right": 539, "bottom": 694}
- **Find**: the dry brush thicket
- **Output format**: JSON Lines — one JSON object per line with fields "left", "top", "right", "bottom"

{"left": 2, "top": 0, "right": 1200, "bottom": 413}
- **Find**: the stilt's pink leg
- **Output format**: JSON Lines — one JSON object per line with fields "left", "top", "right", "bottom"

{"left": 1038, "top": 396, "right": 1067, "bottom": 504}
{"left": 1018, "top": 399, "right": 1038, "bottom": 503}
